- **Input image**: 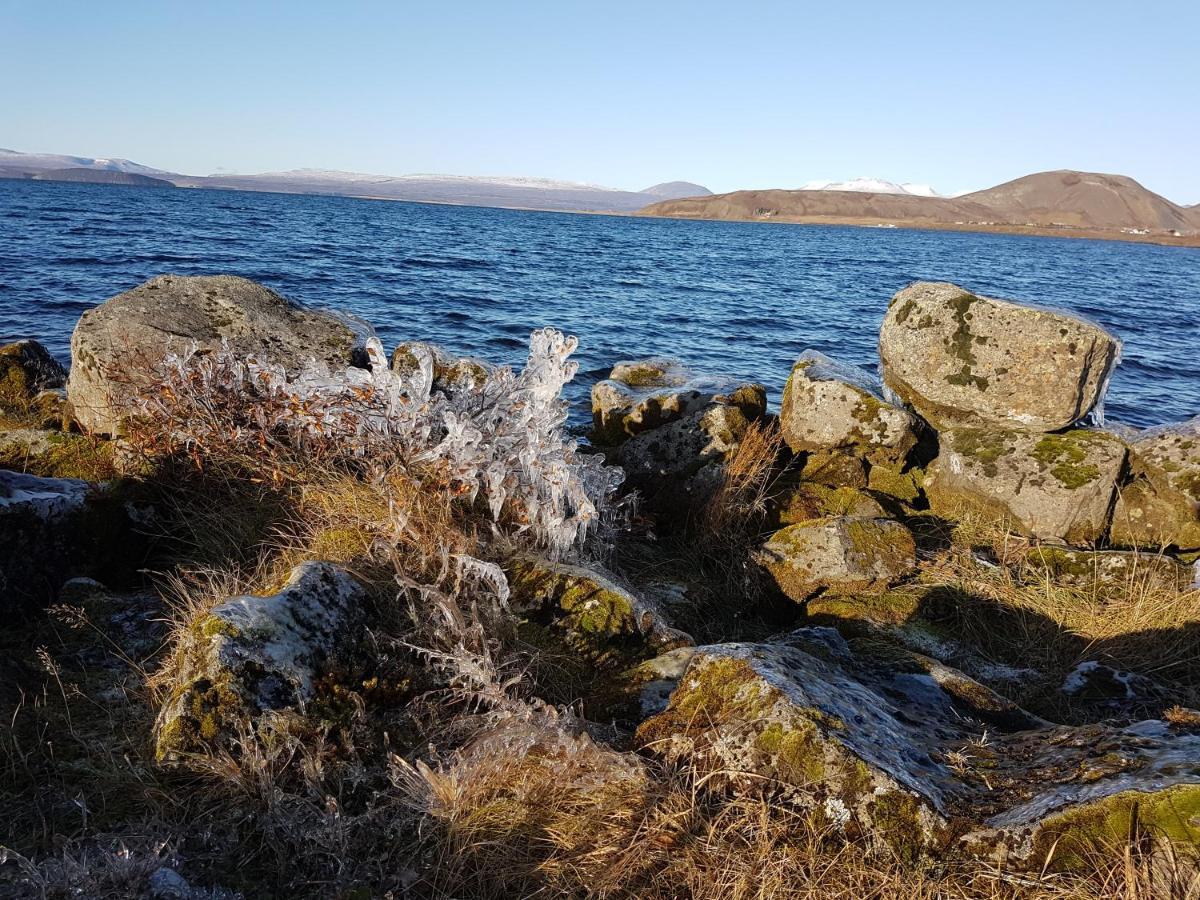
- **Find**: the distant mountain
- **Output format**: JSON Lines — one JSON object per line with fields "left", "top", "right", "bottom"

{"left": 639, "top": 181, "right": 713, "bottom": 199}
{"left": 798, "top": 177, "right": 942, "bottom": 198}
{"left": 0, "top": 148, "right": 168, "bottom": 177}
{"left": 29, "top": 168, "right": 175, "bottom": 188}
{"left": 960, "top": 171, "right": 1193, "bottom": 232}
{"left": 0, "top": 148, "right": 709, "bottom": 213}
{"left": 638, "top": 170, "right": 1200, "bottom": 246}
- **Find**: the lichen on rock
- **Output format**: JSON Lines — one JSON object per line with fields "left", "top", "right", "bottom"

{"left": 1110, "top": 417, "right": 1200, "bottom": 550}
{"left": 926, "top": 427, "right": 1127, "bottom": 544}
{"left": 758, "top": 516, "right": 916, "bottom": 602}
{"left": 879, "top": 282, "right": 1120, "bottom": 432}
{"left": 779, "top": 350, "right": 917, "bottom": 467}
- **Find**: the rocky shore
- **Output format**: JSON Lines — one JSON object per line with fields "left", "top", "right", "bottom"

{"left": 2, "top": 275, "right": 1199, "bottom": 898}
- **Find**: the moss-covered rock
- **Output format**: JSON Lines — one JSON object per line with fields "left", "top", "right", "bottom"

{"left": 779, "top": 351, "right": 917, "bottom": 467}
{"left": 615, "top": 400, "right": 755, "bottom": 489}
{"left": 154, "top": 561, "right": 367, "bottom": 763}
{"left": 1024, "top": 545, "right": 1192, "bottom": 592}
{"left": 758, "top": 516, "right": 916, "bottom": 603}
{"left": 770, "top": 480, "right": 885, "bottom": 527}
{"left": 590, "top": 357, "right": 765, "bottom": 446}
{"left": 867, "top": 462, "right": 925, "bottom": 504}
{"left": 0, "top": 428, "right": 120, "bottom": 481}
{"left": 638, "top": 632, "right": 1200, "bottom": 868}
{"left": 506, "top": 555, "right": 693, "bottom": 667}
{"left": 798, "top": 450, "right": 869, "bottom": 488}
{"left": 0, "top": 340, "right": 67, "bottom": 427}
{"left": 879, "top": 282, "right": 1120, "bottom": 432}
{"left": 926, "top": 427, "right": 1126, "bottom": 544}
{"left": 1111, "top": 417, "right": 1200, "bottom": 550}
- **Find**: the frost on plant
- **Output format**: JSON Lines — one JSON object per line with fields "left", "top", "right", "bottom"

{"left": 131, "top": 326, "right": 623, "bottom": 559}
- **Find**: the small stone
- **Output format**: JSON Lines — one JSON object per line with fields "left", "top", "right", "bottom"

{"left": 758, "top": 516, "right": 916, "bottom": 602}
{"left": 879, "top": 282, "right": 1120, "bottom": 432}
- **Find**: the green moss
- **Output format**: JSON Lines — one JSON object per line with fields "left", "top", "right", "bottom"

{"left": 868, "top": 464, "right": 924, "bottom": 503}
{"left": 308, "top": 526, "right": 374, "bottom": 562}
{"left": 1031, "top": 431, "right": 1106, "bottom": 489}
{"left": 755, "top": 720, "right": 826, "bottom": 783}
{"left": 1034, "top": 785, "right": 1200, "bottom": 871}
{"left": 894, "top": 299, "right": 917, "bottom": 325}
{"left": 942, "top": 291, "right": 989, "bottom": 391}
{"left": 951, "top": 429, "right": 1013, "bottom": 478}
{"left": 870, "top": 790, "right": 928, "bottom": 865}
{"left": 616, "top": 363, "right": 670, "bottom": 388}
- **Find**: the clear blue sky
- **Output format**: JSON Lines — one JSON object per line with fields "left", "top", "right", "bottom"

{"left": 3, "top": 0, "right": 1198, "bottom": 201}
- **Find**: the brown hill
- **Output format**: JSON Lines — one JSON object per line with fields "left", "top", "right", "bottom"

{"left": 960, "top": 170, "right": 1193, "bottom": 231}
{"left": 638, "top": 189, "right": 997, "bottom": 227}
{"left": 638, "top": 170, "right": 1200, "bottom": 246}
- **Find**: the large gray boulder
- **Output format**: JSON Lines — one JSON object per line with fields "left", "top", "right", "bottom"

{"left": 926, "top": 428, "right": 1126, "bottom": 544}
{"left": 780, "top": 351, "right": 917, "bottom": 466}
{"left": 591, "top": 357, "right": 765, "bottom": 446}
{"left": 68, "top": 275, "right": 365, "bottom": 435}
{"left": 1110, "top": 417, "right": 1200, "bottom": 550}
{"left": 638, "top": 630, "right": 1200, "bottom": 867}
{"left": 879, "top": 282, "right": 1120, "bottom": 432}
{"left": 758, "top": 516, "right": 916, "bottom": 602}
{"left": 154, "top": 561, "right": 366, "bottom": 762}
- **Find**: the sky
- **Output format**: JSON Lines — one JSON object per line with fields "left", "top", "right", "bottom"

{"left": 3, "top": 0, "right": 1198, "bottom": 202}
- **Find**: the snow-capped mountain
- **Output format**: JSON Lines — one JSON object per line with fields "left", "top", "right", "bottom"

{"left": 799, "top": 177, "right": 942, "bottom": 197}
{"left": 0, "top": 148, "right": 168, "bottom": 176}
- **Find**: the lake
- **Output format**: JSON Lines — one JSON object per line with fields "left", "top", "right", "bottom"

{"left": 2, "top": 179, "right": 1198, "bottom": 428}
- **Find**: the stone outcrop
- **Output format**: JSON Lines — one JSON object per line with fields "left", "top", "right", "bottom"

{"left": 638, "top": 631, "right": 1200, "bottom": 867}
{"left": 68, "top": 275, "right": 365, "bottom": 434}
{"left": 926, "top": 428, "right": 1127, "bottom": 544}
{"left": 1110, "top": 417, "right": 1200, "bottom": 550}
{"left": 770, "top": 481, "right": 886, "bottom": 527}
{"left": 591, "top": 357, "right": 765, "bottom": 446}
{"left": 154, "top": 562, "right": 367, "bottom": 762}
{"left": 507, "top": 555, "right": 693, "bottom": 664}
{"left": 616, "top": 400, "right": 756, "bottom": 484}
{"left": 879, "top": 282, "right": 1120, "bottom": 432}
{"left": 779, "top": 350, "right": 917, "bottom": 466}
{"left": 758, "top": 516, "right": 916, "bottom": 602}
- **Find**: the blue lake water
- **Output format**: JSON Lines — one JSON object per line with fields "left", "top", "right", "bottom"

{"left": 1, "top": 179, "right": 1198, "bottom": 428}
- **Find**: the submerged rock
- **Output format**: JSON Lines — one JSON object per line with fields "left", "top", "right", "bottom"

{"left": 926, "top": 427, "right": 1126, "bottom": 544}
{"left": 1110, "top": 417, "right": 1200, "bottom": 550}
{"left": 637, "top": 631, "right": 1200, "bottom": 867}
{"left": 779, "top": 351, "right": 917, "bottom": 466}
{"left": 758, "top": 516, "right": 916, "bottom": 602}
{"left": 154, "top": 562, "right": 367, "bottom": 762}
{"left": 879, "top": 282, "right": 1120, "bottom": 432}
{"left": 507, "top": 555, "right": 693, "bottom": 664}
{"left": 590, "top": 357, "right": 765, "bottom": 446}
{"left": 68, "top": 275, "right": 365, "bottom": 435}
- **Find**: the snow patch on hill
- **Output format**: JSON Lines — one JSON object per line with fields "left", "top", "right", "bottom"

{"left": 799, "top": 177, "right": 943, "bottom": 197}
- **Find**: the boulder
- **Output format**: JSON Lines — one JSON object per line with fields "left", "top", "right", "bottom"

{"left": 507, "top": 555, "right": 693, "bottom": 665}
{"left": 68, "top": 275, "right": 365, "bottom": 435}
{"left": 1110, "top": 417, "right": 1200, "bottom": 550}
{"left": 1, "top": 470, "right": 97, "bottom": 605}
{"left": 758, "top": 516, "right": 916, "bottom": 602}
{"left": 591, "top": 357, "right": 765, "bottom": 446}
{"left": 0, "top": 339, "right": 67, "bottom": 425}
{"left": 926, "top": 428, "right": 1126, "bottom": 544}
{"left": 879, "top": 282, "right": 1120, "bottom": 432}
{"left": 637, "top": 630, "right": 1200, "bottom": 867}
{"left": 154, "top": 561, "right": 367, "bottom": 762}
{"left": 797, "top": 450, "right": 869, "bottom": 488}
{"left": 779, "top": 351, "right": 917, "bottom": 466}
